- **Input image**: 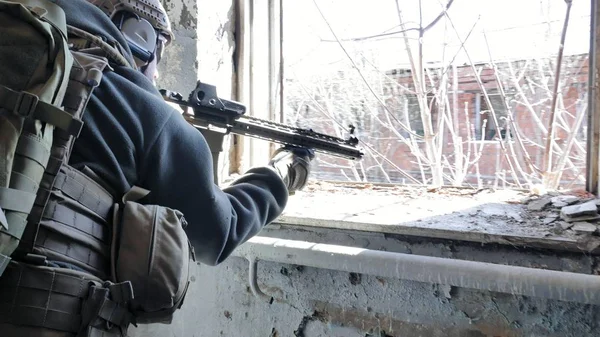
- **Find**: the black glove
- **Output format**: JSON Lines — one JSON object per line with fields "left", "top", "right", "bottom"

{"left": 268, "top": 145, "right": 315, "bottom": 195}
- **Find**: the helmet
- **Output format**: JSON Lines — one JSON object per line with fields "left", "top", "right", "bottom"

{"left": 87, "top": 0, "right": 174, "bottom": 68}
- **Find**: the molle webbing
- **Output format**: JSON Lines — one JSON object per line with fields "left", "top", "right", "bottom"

{"left": 30, "top": 164, "right": 114, "bottom": 279}
{"left": 0, "top": 262, "right": 133, "bottom": 337}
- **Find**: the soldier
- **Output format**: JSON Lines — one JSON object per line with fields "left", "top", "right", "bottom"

{"left": 0, "top": 0, "right": 313, "bottom": 335}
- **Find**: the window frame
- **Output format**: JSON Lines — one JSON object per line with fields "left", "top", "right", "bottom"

{"left": 229, "top": 0, "right": 600, "bottom": 219}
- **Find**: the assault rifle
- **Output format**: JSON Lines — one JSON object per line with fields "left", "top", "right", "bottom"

{"left": 159, "top": 81, "right": 365, "bottom": 162}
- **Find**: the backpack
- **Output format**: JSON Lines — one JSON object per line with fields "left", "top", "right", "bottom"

{"left": 0, "top": 0, "right": 194, "bottom": 331}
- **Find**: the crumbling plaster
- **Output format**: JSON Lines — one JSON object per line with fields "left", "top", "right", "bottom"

{"left": 129, "top": 0, "right": 600, "bottom": 336}
{"left": 155, "top": 0, "right": 197, "bottom": 94}
{"left": 157, "top": 0, "right": 236, "bottom": 95}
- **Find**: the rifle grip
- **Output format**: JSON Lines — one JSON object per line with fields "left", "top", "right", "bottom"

{"left": 199, "top": 129, "right": 226, "bottom": 184}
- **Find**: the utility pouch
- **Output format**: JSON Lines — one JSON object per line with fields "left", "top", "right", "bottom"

{"left": 111, "top": 186, "right": 195, "bottom": 324}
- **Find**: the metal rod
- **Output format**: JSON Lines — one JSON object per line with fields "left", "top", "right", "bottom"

{"left": 267, "top": 0, "right": 277, "bottom": 124}
{"left": 587, "top": 0, "right": 600, "bottom": 195}
{"left": 279, "top": 0, "right": 284, "bottom": 125}
{"left": 543, "top": 0, "right": 573, "bottom": 178}
{"left": 248, "top": 258, "right": 272, "bottom": 302}
{"left": 231, "top": 0, "right": 249, "bottom": 175}
{"left": 233, "top": 236, "right": 600, "bottom": 305}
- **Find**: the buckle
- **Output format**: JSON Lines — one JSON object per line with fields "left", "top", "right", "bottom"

{"left": 0, "top": 253, "right": 10, "bottom": 275}
{"left": 0, "top": 205, "right": 8, "bottom": 230}
{"left": 14, "top": 91, "right": 39, "bottom": 118}
{"left": 22, "top": 253, "right": 47, "bottom": 266}
{"left": 104, "top": 280, "right": 135, "bottom": 303}
{"left": 67, "top": 118, "right": 84, "bottom": 138}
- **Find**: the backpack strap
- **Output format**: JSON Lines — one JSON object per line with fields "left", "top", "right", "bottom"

{"left": 67, "top": 25, "right": 136, "bottom": 69}
{"left": 0, "top": 86, "right": 84, "bottom": 136}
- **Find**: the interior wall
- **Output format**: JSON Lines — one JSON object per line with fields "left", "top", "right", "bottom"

{"left": 155, "top": 0, "right": 199, "bottom": 94}
{"left": 130, "top": 224, "right": 600, "bottom": 337}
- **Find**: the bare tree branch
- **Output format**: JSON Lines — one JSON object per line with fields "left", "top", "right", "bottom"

{"left": 423, "top": 0, "right": 455, "bottom": 32}
{"left": 318, "top": 0, "right": 455, "bottom": 42}
{"left": 395, "top": 0, "right": 443, "bottom": 186}
{"left": 543, "top": 0, "right": 573, "bottom": 183}
{"left": 283, "top": 0, "right": 588, "bottom": 189}
{"left": 442, "top": 11, "right": 523, "bottom": 188}
{"left": 311, "top": 0, "right": 424, "bottom": 138}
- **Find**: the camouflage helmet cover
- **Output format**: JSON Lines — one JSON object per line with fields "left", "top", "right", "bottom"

{"left": 87, "top": 0, "right": 174, "bottom": 45}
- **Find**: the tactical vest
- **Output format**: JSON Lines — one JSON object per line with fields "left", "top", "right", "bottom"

{"left": 0, "top": 1, "right": 195, "bottom": 336}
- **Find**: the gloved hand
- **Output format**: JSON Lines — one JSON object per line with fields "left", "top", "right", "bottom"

{"left": 268, "top": 145, "right": 315, "bottom": 195}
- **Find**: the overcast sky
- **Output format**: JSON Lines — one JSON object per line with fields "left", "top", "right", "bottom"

{"left": 283, "top": 0, "right": 592, "bottom": 73}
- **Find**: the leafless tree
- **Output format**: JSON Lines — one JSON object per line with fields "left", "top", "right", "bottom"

{"left": 282, "top": 0, "right": 589, "bottom": 190}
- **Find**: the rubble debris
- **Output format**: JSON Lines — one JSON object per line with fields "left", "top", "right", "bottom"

{"left": 552, "top": 200, "right": 569, "bottom": 208}
{"left": 561, "top": 214, "right": 600, "bottom": 223}
{"left": 552, "top": 221, "right": 574, "bottom": 235}
{"left": 551, "top": 195, "right": 580, "bottom": 207}
{"left": 288, "top": 182, "right": 600, "bottom": 245}
{"left": 543, "top": 214, "right": 559, "bottom": 225}
{"left": 481, "top": 204, "right": 507, "bottom": 217}
{"left": 558, "top": 221, "right": 574, "bottom": 230}
{"left": 527, "top": 197, "right": 552, "bottom": 211}
{"left": 507, "top": 211, "right": 524, "bottom": 222}
{"left": 561, "top": 200, "right": 598, "bottom": 217}
{"left": 522, "top": 193, "right": 600, "bottom": 228}
{"left": 560, "top": 200, "right": 600, "bottom": 222}
{"left": 570, "top": 222, "right": 598, "bottom": 234}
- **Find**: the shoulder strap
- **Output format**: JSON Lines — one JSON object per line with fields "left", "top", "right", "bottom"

{"left": 67, "top": 25, "right": 137, "bottom": 70}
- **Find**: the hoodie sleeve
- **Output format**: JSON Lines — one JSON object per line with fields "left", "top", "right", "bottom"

{"left": 140, "top": 110, "right": 289, "bottom": 266}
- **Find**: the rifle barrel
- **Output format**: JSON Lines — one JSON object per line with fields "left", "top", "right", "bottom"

{"left": 184, "top": 115, "right": 364, "bottom": 160}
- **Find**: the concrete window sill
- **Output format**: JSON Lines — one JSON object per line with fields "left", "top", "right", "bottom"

{"left": 274, "top": 181, "right": 600, "bottom": 254}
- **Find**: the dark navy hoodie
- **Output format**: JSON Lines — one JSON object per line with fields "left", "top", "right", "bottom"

{"left": 51, "top": 0, "right": 289, "bottom": 266}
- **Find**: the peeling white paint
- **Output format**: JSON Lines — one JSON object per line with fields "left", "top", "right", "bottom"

{"left": 161, "top": 0, "right": 197, "bottom": 30}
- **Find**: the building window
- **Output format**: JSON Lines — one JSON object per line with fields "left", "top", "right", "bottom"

{"left": 475, "top": 92, "right": 511, "bottom": 141}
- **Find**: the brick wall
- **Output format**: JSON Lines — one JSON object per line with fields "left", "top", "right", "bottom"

{"left": 286, "top": 54, "right": 590, "bottom": 188}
